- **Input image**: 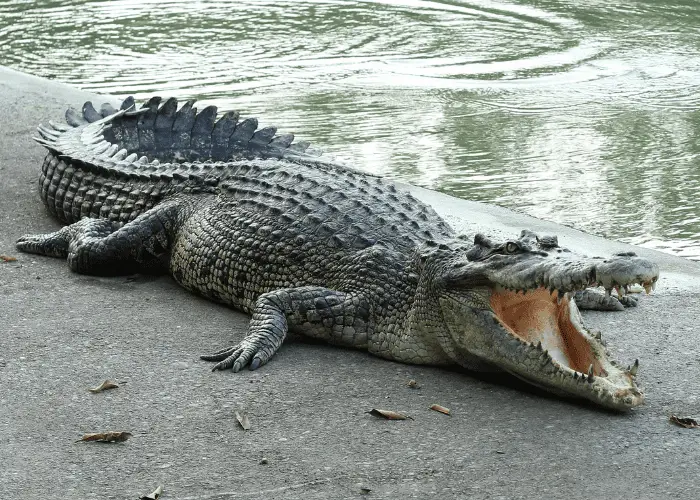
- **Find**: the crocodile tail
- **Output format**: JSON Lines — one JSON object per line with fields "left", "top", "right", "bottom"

{"left": 45, "top": 95, "right": 322, "bottom": 162}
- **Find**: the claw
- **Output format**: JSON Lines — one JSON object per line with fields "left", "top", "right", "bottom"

{"left": 629, "top": 358, "right": 639, "bottom": 376}
{"left": 202, "top": 345, "right": 244, "bottom": 371}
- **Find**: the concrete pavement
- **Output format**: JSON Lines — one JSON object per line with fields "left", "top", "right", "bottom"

{"left": 1, "top": 66, "right": 699, "bottom": 499}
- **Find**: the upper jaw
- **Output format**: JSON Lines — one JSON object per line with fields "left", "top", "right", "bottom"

{"left": 592, "top": 252, "right": 659, "bottom": 294}
{"left": 468, "top": 251, "right": 659, "bottom": 297}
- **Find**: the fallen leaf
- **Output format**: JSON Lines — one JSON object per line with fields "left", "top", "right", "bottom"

{"left": 430, "top": 404, "right": 451, "bottom": 416}
{"left": 0, "top": 255, "right": 17, "bottom": 262}
{"left": 670, "top": 415, "right": 699, "bottom": 428}
{"left": 77, "top": 431, "right": 133, "bottom": 443}
{"left": 140, "top": 484, "right": 163, "bottom": 500}
{"left": 367, "top": 409, "right": 412, "bottom": 420}
{"left": 235, "top": 411, "right": 251, "bottom": 430}
{"left": 88, "top": 379, "right": 119, "bottom": 393}
{"left": 407, "top": 379, "right": 420, "bottom": 389}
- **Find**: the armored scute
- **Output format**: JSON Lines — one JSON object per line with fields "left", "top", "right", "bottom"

{"left": 18, "top": 97, "right": 659, "bottom": 410}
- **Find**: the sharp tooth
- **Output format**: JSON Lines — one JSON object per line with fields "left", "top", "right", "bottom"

{"left": 652, "top": 281, "right": 657, "bottom": 291}
{"left": 557, "top": 290, "right": 566, "bottom": 304}
{"left": 573, "top": 372, "right": 579, "bottom": 380}
{"left": 618, "top": 286, "right": 626, "bottom": 297}
{"left": 643, "top": 283, "right": 652, "bottom": 294}
{"left": 587, "top": 364, "right": 595, "bottom": 383}
{"left": 629, "top": 358, "right": 639, "bottom": 376}
{"left": 594, "top": 331, "right": 602, "bottom": 340}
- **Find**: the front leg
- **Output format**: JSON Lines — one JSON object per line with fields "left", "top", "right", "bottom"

{"left": 201, "top": 287, "right": 370, "bottom": 372}
{"left": 573, "top": 289, "right": 638, "bottom": 311}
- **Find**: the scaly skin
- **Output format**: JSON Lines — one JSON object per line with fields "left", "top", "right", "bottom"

{"left": 17, "top": 97, "right": 660, "bottom": 410}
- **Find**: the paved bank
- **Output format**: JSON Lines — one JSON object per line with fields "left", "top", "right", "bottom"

{"left": 1, "top": 66, "right": 699, "bottom": 500}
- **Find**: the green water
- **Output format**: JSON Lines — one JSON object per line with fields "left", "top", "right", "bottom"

{"left": 1, "top": 0, "right": 699, "bottom": 259}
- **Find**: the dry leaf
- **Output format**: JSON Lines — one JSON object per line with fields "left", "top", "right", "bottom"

{"left": 235, "top": 411, "right": 251, "bottom": 430}
{"left": 430, "top": 404, "right": 451, "bottom": 415}
{"left": 140, "top": 484, "right": 163, "bottom": 500}
{"left": 0, "top": 255, "right": 17, "bottom": 262}
{"left": 670, "top": 415, "right": 699, "bottom": 428}
{"left": 367, "top": 409, "right": 412, "bottom": 420}
{"left": 77, "top": 431, "right": 133, "bottom": 443}
{"left": 88, "top": 379, "right": 119, "bottom": 393}
{"left": 407, "top": 379, "right": 419, "bottom": 389}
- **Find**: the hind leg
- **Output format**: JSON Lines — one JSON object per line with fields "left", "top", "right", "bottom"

{"left": 16, "top": 202, "right": 182, "bottom": 275}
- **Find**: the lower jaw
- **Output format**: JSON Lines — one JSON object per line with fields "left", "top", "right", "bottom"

{"left": 488, "top": 289, "right": 643, "bottom": 409}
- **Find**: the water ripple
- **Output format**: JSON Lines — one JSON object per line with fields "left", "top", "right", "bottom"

{"left": 1, "top": 0, "right": 700, "bottom": 260}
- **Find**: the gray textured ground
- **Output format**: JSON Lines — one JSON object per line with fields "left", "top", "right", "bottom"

{"left": 1, "top": 66, "right": 699, "bottom": 500}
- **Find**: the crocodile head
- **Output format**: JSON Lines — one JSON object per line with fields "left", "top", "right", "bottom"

{"left": 421, "top": 230, "right": 659, "bottom": 411}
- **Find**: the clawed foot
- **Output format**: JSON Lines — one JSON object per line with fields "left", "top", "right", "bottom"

{"left": 200, "top": 337, "right": 276, "bottom": 372}
{"left": 619, "top": 295, "right": 638, "bottom": 308}
{"left": 574, "top": 289, "right": 640, "bottom": 311}
{"left": 16, "top": 231, "right": 70, "bottom": 258}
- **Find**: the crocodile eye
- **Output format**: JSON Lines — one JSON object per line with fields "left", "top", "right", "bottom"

{"left": 505, "top": 242, "right": 519, "bottom": 254}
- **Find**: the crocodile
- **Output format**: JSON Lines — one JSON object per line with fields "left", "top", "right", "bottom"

{"left": 17, "top": 96, "right": 659, "bottom": 410}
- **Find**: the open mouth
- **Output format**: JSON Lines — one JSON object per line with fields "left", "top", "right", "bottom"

{"left": 491, "top": 288, "right": 604, "bottom": 377}
{"left": 488, "top": 286, "right": 644, "bottom": 410}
